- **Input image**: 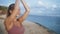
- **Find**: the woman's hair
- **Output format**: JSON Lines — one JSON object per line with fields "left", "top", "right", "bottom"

{"left": 7, "top": 4, "right": 15, "bottom": 17}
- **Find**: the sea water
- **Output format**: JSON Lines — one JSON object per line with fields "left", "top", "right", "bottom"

{"left": 26, "top": 15, "right": 60, "bottom": 34}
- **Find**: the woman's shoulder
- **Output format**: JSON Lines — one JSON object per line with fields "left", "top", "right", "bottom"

{"left": 4, "top": 16, "right": 11, "bottom": 23}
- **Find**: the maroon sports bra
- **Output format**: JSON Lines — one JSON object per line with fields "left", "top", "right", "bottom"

{"left": 8, "top": 24, "right": 25, "bottom": 34}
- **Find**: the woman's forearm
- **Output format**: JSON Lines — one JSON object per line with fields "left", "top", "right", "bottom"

{"left": 14, "top": 0, "right": 20, "bottom": 10}
{"left": 18, "top": 0, "right": 30, "bottom": 23}
{"left": 21, "top": 0, "right": 30, "bottom": 11}
{"left": 10, "top": 0, "right": 20, "bottom": 18}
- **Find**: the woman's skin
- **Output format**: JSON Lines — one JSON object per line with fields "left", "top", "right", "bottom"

{"left": 4, "top": 0, "right": 30, "bottom": 31}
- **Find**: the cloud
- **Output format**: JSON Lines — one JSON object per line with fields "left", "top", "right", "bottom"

{"left": 38, "top": 0, "right": 59, "bottom": 10}
{"left": 38, "top": 1, "right": 44, "bottom": 6}
{"left": 38, "top": 0, "right": 49, "bottom": 9}
{"left": 52, "top": 4, "right": 57, "bottom": 8}
{"left": 29, "top": 8, "right": 44, "bottom": 15}
{"left": 51, "top": 4, "right": 57, "bottom": 10}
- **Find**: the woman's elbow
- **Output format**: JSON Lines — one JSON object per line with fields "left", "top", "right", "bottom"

{"left": 26, "top": 8, "right": 30, "bottom": 12}
{"left": 25, "top": 7, "right": 30, "bottom": 11}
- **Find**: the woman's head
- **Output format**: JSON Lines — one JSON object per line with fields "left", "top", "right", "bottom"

{"left": 7, "top": 4, "right": 15, "bottom": 17}
{"left": 7, "top": 4, "right": 20, "bottom": 17}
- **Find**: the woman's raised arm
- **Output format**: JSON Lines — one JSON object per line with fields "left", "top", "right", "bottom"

{"left": 10, "top": 0, "right": 20, "bottom": 18}
{"left": 18, "top": 0, "right": 30, "bottom": 23}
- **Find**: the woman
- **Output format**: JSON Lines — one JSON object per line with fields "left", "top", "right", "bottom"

{"left": 4, "top": 0, "right": 30, "bottom": 34}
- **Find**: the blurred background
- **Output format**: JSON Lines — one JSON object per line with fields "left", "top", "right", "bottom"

{"left": 0, "top": 0, "right": 60, "bottom": 34}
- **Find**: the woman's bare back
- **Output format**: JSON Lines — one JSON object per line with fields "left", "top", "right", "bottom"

{"left": 6, "top": 18, "right": 25, "bottom": 34}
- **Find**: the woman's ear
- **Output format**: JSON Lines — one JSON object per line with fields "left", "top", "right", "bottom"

{"left": 10, "top": 10, "right": 12, "bottom": 14}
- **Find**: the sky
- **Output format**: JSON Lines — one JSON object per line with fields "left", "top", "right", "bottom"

{"left": 0, "top": 0, "right": 60, "bottom": 16}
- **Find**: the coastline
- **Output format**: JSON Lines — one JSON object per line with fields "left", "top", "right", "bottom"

{"left": 30, "top": 21, "right": 57, "bottom": 34}
{"left": 22, "top": 20, "right": 56, "bottom": 34}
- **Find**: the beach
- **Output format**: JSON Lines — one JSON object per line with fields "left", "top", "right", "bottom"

{"left": 0, "top": 15, "right": 56, "bottom": 34}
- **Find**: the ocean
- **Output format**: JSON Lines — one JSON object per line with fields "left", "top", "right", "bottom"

{"left": 26, "top": 15, "right": 60, "bottom": 34}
